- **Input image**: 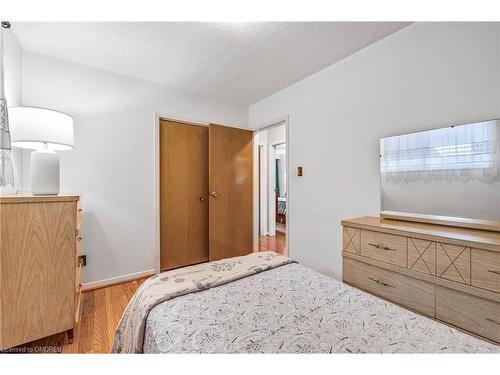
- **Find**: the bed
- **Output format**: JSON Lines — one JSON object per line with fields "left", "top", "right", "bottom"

{"left": 112, "top": 252, "right": 499, "bottom": 354}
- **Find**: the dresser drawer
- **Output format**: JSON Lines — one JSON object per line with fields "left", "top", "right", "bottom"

{"left": 360, "top": 230, "right": 407, "bottom": 267}
{"left": 471, "top": 248, "right": 500, "bottom": 294}
{"left": 76, "top": 202, "right": 82, "bottom": 234}
{"left": 343, "top": 226, "right": 360, "bottom": 255}
{"left": 75, "top": 261, "right": 82, "bottom": 323}
{"left": 75, "top": 286, "right": 82, "bottom": 323}
{"left": 436, "top": 286, "right": 500, "bottom": 343}
{"left": 407, "top": 238, "right": 436, "bottom": 276}
{"left": 76, "top": 262, "right": 82, "bottom": 291}
{"left": 436, "top": 243, "right": 470, "bottom": 285}
{"left": 343, "top": 257, "right": 435, "bottom": 317}
{"left": 76, "top": 235, "right": 83, "bottom": 256}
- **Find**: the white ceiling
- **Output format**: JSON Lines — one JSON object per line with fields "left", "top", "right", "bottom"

{"left": 13, "top": 22, "right": 410, "bottom": 105}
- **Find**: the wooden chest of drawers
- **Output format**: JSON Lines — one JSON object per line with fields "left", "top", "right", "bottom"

{"left": 342, "top": 216, "right": 500, "bottom": 344}
{"left": 0, "top": 194, "right": 82, "bottom": 350}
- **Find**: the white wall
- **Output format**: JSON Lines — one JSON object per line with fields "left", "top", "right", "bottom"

{"left": 249, "top": 23, "right": 500, "bottom": 280}
{"left": 22, "top": 51, "right": 248, "bottom": 285}
{"left": 3, "top": 28, "right": 23, "bottom": 192}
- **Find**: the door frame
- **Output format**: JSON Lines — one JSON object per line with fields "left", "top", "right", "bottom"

{"left": 252, "top": 115, "right": 290, "bottom": 256}
{"left": 154, "top": 112, "right": 210, "bottom": 274}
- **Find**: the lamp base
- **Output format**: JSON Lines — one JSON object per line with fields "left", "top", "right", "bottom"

{"left": 31, "top": 150, "right": 60, "bottom": 195}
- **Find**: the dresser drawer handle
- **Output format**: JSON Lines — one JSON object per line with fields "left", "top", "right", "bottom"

{"left": 368, "top": 277, "right": 394, "bottom": 288}
{"left": 487, "top": 270, "right": 500, "bottom": 276}
{"left": 77, "top": 236, "right": 83, "bottom": 241}
{"left": 486, "top": 317, "right": 500, "bottom": 326}
{"left": 368, "top": 243, "right": 397, "bottom": 251}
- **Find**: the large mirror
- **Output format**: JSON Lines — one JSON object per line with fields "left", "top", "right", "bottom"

{"left": 380, "top": 119, "right": 500, "bottom": 222}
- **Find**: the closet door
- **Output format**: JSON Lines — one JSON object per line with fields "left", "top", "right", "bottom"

{"left": 160, "top": 120, "right": 209, "bottom": 270}
{"left": 187, "top": 125, "right": 209, "bottom": 264}
{"left": 209, "top": 124, "right": 253, "bottom": 261}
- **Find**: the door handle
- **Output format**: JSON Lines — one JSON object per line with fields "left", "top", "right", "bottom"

{"left": 368, "top": 277, "right": 394, "bottom": 288}
{"left": 199, "top": 197, "right": 206, "bottom": 202}
{"left": 486, "top": 317, "right": 500, "bottom": 326}
{"left": 368, "top": 243, "right": 397, "bottom": 251}
{"left": 210, "top": 192, "right": 219, "bottom": 198}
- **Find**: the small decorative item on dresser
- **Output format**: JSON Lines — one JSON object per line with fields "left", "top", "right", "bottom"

{"left": 0, "top": 21, "right": 16, "bottom": 196}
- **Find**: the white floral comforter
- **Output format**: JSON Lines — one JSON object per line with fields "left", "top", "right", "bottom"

{"left": 112, "top": 251, "right": 293, "bottom": 353}
{"left": 144, "top": 263, "right": 499, "bottom": 353}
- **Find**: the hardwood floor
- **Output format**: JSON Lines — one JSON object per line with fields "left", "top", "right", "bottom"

{"left": 7, "top": 278, "right": 145, "bottom": 354}
{"left": 259, "top": 234, "right": 286, "bottom": 256}
{"left": 276, "top": 222, "right": 286, "bottom": 236}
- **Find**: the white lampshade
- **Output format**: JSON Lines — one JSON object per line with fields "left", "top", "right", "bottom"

{"left": 9, "top": 106, "right": 74, "bottom": 150}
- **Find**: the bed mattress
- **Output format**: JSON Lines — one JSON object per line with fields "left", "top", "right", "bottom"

{"left": 143, "top": 263, "right": 499, "bottom": 353}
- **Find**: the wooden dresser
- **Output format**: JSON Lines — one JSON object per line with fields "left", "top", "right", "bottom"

{"left": 0, "top": 193, "right": 83, "bottom": 350}
{"left": 342, "top": 216, "right": 500, "bottom": 344}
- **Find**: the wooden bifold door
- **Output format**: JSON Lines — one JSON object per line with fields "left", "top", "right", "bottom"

{"left": 160, "top": 119, "right": 253, "bottom": 271}
{"left": 160, "top": 120, "right": 209, "bottom": 270}
{"left": 208, "top": 124, "right": 253, "bottom": 261}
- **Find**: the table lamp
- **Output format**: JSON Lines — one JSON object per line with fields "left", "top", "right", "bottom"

{"left": 9, "top": 106, "right": 74, "bottom": 195}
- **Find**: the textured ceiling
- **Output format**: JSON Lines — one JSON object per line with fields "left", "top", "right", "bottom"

{"left": 13, "top": 22, "right": 410, "bottom": 105}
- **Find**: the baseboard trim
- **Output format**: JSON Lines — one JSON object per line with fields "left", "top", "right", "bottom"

{"left": 82, "top": 269, "right": 156, "bottom": 292}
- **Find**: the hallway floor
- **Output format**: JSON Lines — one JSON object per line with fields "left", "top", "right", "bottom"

{"left": 258, "top": 234, "right": 286, "bottom": 256}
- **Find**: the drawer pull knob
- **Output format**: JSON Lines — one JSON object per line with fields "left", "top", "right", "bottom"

{"left": 368, "top": 243, "right": 397, "bottom": 251}
{"left": 77, "top": 236, "right": 83, "bottom": 241}
{"left": 486, "top": 317, "right": 500, "bottom": 326}
{"left": 487, "top": 270, "right": 500, "bottom": 276}
{"left": 368, "top": 277, "right": 394, "bottom": 288}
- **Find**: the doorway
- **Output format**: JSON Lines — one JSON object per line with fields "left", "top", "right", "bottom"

{"left": 255, "top": 122, "right": 288, "bottom": 256}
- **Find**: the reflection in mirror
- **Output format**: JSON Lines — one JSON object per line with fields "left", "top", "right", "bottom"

{"left": 380, "top": 119, "right": 500, "bottom": 221}
{"left": 275, "top": 143, "right": 287, "bottom": 229}
{"left": 275, "top": 143, "right": 286, "bottom": 198}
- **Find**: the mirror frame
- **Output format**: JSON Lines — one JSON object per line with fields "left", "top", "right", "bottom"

{"left": 380, "top": 211, "right": 500, "bottom": 232}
